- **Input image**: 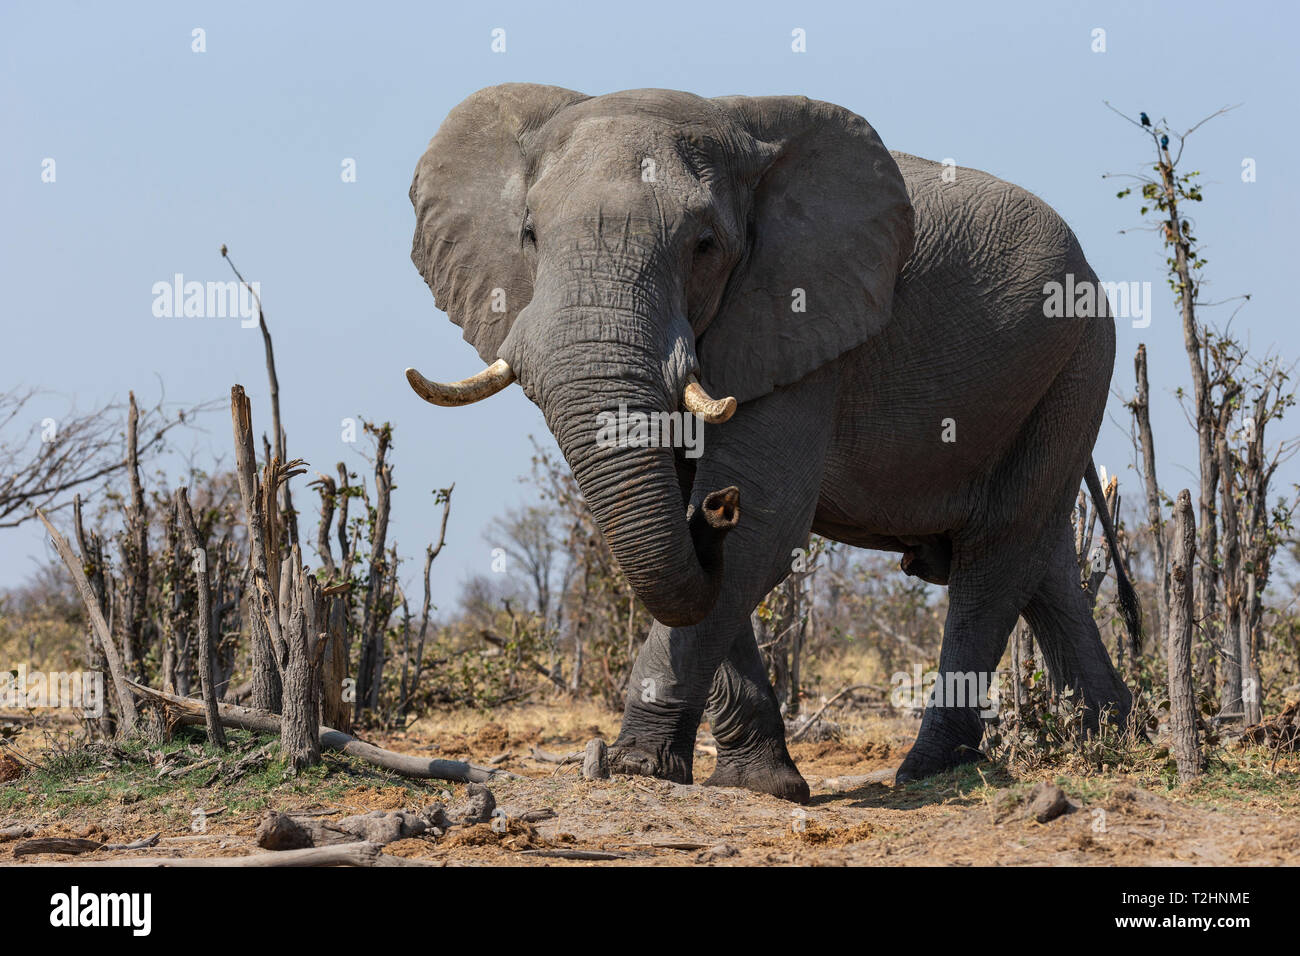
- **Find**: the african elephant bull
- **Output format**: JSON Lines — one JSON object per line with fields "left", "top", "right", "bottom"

{"left": 405, "top": 84, "right": 1140, "bottom": 802}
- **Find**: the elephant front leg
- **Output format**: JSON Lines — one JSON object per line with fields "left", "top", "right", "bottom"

{"left": 703, "top": 630, "right": 810, "bottom": 802}
{"left": 609, "top": 616, "right": 741, "bottom": 785}
{"left": 610, "top": 367, "right": 837, "bottom": 799}
{"left": 609, "top": 609, "right": 810, "bottom": 801}
{"left": 610, "top": 601, "right": 810, "bottom": 801}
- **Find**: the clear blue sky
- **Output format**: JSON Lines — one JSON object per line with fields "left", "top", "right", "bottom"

{"left": 3, "top": 0, "right": 1297, "bottom": 615}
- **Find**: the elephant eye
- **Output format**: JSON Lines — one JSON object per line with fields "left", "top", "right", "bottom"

{"left": 521, "top": 213, "right": 536, "bottom": 247}
{"left": 695, "top": 233, "right": 715, "bottom": 257}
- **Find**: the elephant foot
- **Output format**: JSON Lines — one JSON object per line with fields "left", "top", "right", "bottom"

{"left": 608, "top": 735, "right": 692, "bottom": 784}
{"left": 893, "top": 741, "right": 983, "bottom": 784}
{"left": 895, "top": 708, "right": 986, "bottom": 784}
{"left": 704, "top": 738, "right": 810, "bottom": 804}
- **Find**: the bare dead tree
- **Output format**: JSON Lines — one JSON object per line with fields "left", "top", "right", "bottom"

{"left": 757, "top": 538, "right": 821, "bottom": 715}
{"left": 175, "top": 486, "right": 227, "bottom": 749}
{"left": 35, "top": 509, "right": 138, "bottom": 734}
{"left": 336, "top": 463, "right": 355, "bottom": 580}
{"left": 120, "top": 392, "right": 150, "bottom": 680}
{"left": 398, "top": 485, "right": 453, "bottom": 714}
{"left": 1218, "top": 357, "right": 1299, "bottom": 724}
{"left": 355, "top": 422, "right": 394, "bottom": 719}
{"left": 221, "top": 245, "right": 299, "bottom": 549}
{"left": 0, "top": 387, "right": 211, "bottom": 529}
{"left": 157, "top": 495, "right": 183, "bottom": 694}
{"left": 486, "top": 505, "right": 560, "bottom": 624}
{"left": 229, "top": 385, "right": 323, "bottom": 767}
{"left": 1010, "top": 619, "right": 1036, "bottom": 712}
{"left": 281, "top": 544, "right": 325, "bottom": 771}
{"left": 72, "top": 493, "right": 114, "bottom": 738}
{"left": 320, "top": 591, "right": 350, "bottom": 733}
{"left": 1106, "top": 102, "right": 1241, "bottom": 689}
{"left": 311, "top": 471, "right": 337, "bottom": 578}
{"left": 1168, "top": 489, "right": 1202, "bottom": 780}
{"left": 231, "top": 385, "right": 286, "bottom": 710}
{"left": 1128, "top": 344, "right": 1168, "bottom": 639}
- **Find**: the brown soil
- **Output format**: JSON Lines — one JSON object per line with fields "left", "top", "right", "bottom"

{"left": 3, "top": 704, "right": 1298, "bottom": 866}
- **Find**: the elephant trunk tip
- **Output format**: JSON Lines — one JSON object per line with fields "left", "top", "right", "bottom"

{"left": 701, "top": 486, "right": 740, "bottom": 531}
{"left": 684, "top": 484, "right": 740, "bottom": 587}
{"left": 636, "top": 486, "right": 741, "bottom": 630}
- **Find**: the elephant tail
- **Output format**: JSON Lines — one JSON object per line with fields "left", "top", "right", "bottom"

{"left": 1085, "top": 461, "right": 1143, "bottom": 657}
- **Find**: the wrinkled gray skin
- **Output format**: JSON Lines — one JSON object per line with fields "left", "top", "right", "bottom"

{"left": 409, "top": 85, "right": 1133, "bottom": 802}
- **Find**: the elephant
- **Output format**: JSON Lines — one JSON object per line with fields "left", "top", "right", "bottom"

{"left": 404, "top": 84, "right": 1141, "bottom": 802}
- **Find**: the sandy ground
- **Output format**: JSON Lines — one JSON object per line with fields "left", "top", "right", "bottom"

{"left": 3, "top": 704, "right": 1299, "bottom": 866}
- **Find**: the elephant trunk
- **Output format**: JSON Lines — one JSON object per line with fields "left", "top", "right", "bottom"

{"left": 549, "top": 377, "right": 738, "bottom": 628}
{"left": 500, "top": 287, "right": 737, "bottom": 627}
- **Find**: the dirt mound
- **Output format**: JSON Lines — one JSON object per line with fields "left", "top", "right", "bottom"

{"left": 471, "top": 722, "right": 511, "bottom": 752}
{"left": 794, "top": 821, "right": 876, "bottom": 846}
{"left": 443, "top": 819, "right": 546, "bottom": 851}
{"left": 0, "top": 754, "right": 24, "bottom": 783}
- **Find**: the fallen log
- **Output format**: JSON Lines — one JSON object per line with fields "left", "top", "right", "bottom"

{"left": 528, "top": 746, "right": 582, "bottom": 764}
{"left": 1239, "top": 700, "right": 1300, "bottom": 751}
{"left": 103, "top": 833, "right": 161, "bottom": 851}
{"left": 516, "top": 808, "right": 557, "bottom": 823}
{"left": 520, "top": 848, "right": 627, "bottom": 861}
{"left": 22, "top": 842, "right": 389, "bottom": 867}
{"left": 13, "top": 838, "right": 103, "bottom": 857}
{"left": 127, "top": 681, "right": 507, "bottom": 783}
{"left": 12, "top": 831, "right": 163, "bottom": 857}
{"left": 814, "top": 769, "right": 896, "bottom": 791}
{"left": 256, "top": 807, "right": 447, "bottom": 850}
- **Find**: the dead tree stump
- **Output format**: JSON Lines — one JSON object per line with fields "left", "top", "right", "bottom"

{"left": 1167, "top": 490, "right": 1203, "bottom": 781}
{"left": 583, "top": 738, "right": 610, "bottom": 780}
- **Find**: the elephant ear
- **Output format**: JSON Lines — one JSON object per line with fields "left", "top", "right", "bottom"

{"left": 700, "top": 96, "right": 915, "bottom": 405}
{"left": 410, "top": 83, "right": 590, "bottom": 364}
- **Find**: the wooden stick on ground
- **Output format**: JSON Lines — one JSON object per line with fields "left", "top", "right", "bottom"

{"left": 127, "top": 681, "right": 506, "bottom": 783}
{"left": 519, "top": 849, "right": 627, "bottom": 861}
{"left": 528, "top": 746, "right": 583, "bottom": 765}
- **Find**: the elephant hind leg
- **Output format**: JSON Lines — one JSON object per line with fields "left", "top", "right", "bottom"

{"left": 1021, "top": 524, "right": 1132, "bottom": 729}
{"left": 893, "top": 550, "right": 1029, "bottom": 783}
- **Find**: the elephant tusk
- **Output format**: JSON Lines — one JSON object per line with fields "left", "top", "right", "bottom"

{"left": 405, "top": 359, "right": 516, "bottom": 407}
{"left": 683, "top": 375, "right": 736, "bottom": 424}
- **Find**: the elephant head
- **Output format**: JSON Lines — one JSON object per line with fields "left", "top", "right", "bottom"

{"left": 407, "top": 84, "right": 913, "bottom": 627}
